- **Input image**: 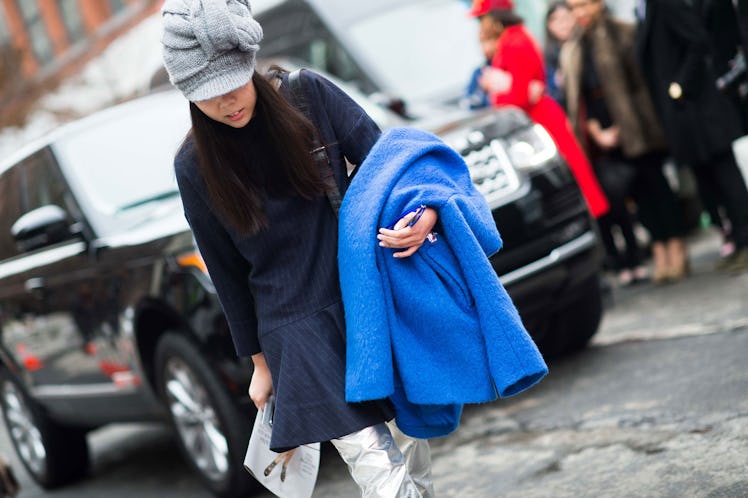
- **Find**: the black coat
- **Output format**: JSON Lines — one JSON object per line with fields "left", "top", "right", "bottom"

{"left": 738, "top": 0, "right": 748, "bottom": 57}
{"left": 636, "top": 0, "right": 743, "bottom": 165}
{"left": 698, "top": 0, "right": 741, "bottom": 73}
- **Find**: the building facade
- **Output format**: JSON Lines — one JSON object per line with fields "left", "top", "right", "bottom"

{"left": 1, "top": 0, "right": 161, "bottom": 77}
{"left": 0, "top": 0, "right": 160, "bottom": 126}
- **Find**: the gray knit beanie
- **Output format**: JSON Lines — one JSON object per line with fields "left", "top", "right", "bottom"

{"left": 161, "top": 0, "right": 263, "bottom": 101}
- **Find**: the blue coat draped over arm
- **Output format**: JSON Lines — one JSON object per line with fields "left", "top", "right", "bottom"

{"left": 338, "top": 127, "right": 548, "bottom": 438}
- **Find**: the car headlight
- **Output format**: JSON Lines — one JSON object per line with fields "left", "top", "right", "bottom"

{"left": 503, "top": 124, "right": 558, "bottom": 171}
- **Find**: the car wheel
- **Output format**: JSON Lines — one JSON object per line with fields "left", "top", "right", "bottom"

{"left": 154, "top": 333, "right": 259, "bottom": 498}
{"left": 535, "top": 275, "right": 603, "bottom": 358}
{"left": 0, "top": 375, "right": 89, "bottom": 488}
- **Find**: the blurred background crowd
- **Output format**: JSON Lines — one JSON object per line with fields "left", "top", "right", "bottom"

{"left": 463, "top": 0, "right": 748, "bottom": 285}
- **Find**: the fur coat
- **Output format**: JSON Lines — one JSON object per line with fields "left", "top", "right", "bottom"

{"left": 561, "top": 16, "right": 667, "bottom": 158}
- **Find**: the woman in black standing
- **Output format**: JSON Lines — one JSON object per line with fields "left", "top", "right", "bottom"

{"left": 161, "top": 0, "right": 437, "bottom": 496}
{"left": 636, "top": 0, "right": 748, "bottom": 272}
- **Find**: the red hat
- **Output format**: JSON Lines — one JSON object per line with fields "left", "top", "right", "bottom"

{"left": 468, "top": 0, "right": 514, "bottom": 17}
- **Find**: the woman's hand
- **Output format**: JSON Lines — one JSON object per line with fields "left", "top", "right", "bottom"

{"left": 587, "top": 120, "right": 620, "bottom": 150}
{"left": 528, "top": 80, "right": 546, "bottom": 105}
{"left": 595, "top": 126, "right": 620, "bottom": 150}
{"left": 248, "top": 352, "right": 273, "bottom": 410}
{"left": 377, "top": 207, "right": 438, "bottom": 258}
{"left": 479, "top": 67, "right": 513, "bottom": 95}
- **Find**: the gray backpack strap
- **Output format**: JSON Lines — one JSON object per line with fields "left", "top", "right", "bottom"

{"left": 288, "top": 69, "right": 343, "bottom": 218}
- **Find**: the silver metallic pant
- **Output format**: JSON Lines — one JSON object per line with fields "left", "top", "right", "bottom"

{"left": 331, "top": 421, "right": 435, "bottom": 497}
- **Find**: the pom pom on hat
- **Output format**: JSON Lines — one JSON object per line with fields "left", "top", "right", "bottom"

{"left": 161, "top": 0, "right": 263, "bottom": 101}
{"left": 468, "top": 0, "right": 515, "bottom": 17}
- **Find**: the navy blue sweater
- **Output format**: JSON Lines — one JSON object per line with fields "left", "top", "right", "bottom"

{"left": 174, "top": 71, "right": 392, "bottom": 450}
{"left": 174, "top": 71, "right": 381, "bottom": 357}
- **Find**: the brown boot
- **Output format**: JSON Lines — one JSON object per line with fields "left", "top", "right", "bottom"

{"left": 666, "top": 238, "right": 689, "bottom": 281}
{"left": 652, "top": 241, "right": 669, "bottom": 284}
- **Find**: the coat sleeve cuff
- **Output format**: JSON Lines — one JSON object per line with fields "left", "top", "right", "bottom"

{"left": 227, "top": 320, "right": 261, "bottom": 357}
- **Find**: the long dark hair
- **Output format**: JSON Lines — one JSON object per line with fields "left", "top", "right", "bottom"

{"left": 545, "top": 1, "right": 570, "bottom": 43}
{"left": 188, "top": 68, "right": 326, "bottom": 235}
{"left": 544, "top": 1, "right": 569, "bottom": 67}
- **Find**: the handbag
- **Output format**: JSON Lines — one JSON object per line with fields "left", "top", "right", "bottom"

{"left": 594, "top": 155, "right": 637, "bottom": 202}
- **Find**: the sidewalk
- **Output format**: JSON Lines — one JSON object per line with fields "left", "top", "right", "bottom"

{"left": 595, "top": 227, "right": 748, "bottom": 347}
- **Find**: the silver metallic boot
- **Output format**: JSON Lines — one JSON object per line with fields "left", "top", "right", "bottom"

{"left": 388, "top": 421, "right": 435, "bottom": 498}
{"left": 331, "top": 422, "right": 434, "bottom": 497}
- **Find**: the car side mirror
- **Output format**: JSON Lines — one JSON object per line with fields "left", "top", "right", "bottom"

{"left": 11, "top": 205, "right": 80, "bottom": 252}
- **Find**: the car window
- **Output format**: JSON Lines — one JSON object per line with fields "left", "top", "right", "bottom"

{"left": 259, "top": 4, "right": 374, "bottom": 93}
{"left": 52, "top": 93, "right": 190, "bottom": 234}
{"left": 301, "top": 38, "right": 360, "bottom": 85}
{"left": 345, "top": 0, "right": 482, "bottom": 103}
{"left": 0, "top": 148, "right": 78, "bottom": 261}
{"left": 0, "top": 166, "right": 23, "bottom": 261}
{"left": 21, "top": 147, "right": 73, "bottom": 217}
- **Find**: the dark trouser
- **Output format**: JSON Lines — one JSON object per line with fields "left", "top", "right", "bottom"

{"left": 593, "top": 152, "right": 644, "bottom": 271}
{"left": 691, "top": 148, "right": 748, "bottom": 249}
{"left": 593, "top": 151, "right": 682, "bottom": 269}
{"left": 629, "top": 152, "right": 684, "bottom": 243}
{"left": 698, "top": 176, "right": 727, "bottom": 232}
{"left": 596, "top": 209, "right": 642, "bottom": 271}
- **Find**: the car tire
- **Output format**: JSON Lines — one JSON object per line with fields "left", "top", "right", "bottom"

{"left": 0, "top": 374, "right": 89, "bottom": 489}
{"left": 154, "top": 332, "right": 260, "bottom": 498}
{"left": 535, "top": 275, "right": 603, "bottom": 358}
{"left": 561, "top": 275, "right": 603, "bottom": 353}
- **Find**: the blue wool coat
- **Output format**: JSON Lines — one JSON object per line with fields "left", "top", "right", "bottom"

{"left": 338, "top": 127, "right": 548, "bottom": 439}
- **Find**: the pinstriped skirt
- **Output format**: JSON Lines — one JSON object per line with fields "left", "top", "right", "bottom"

{"left": 259, "top": 300, "right": 394, "bottom": 452}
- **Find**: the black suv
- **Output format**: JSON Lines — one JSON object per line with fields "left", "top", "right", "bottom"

{"left": 0, "top": 2, "right": 602, "bottom": 497}
{"left": 0, "top": 91, "right": 266, "bottom": 497}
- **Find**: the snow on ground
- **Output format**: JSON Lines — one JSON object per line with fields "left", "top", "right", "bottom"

{"left": 0, "top": 13, "right": 164, "bottom": 161}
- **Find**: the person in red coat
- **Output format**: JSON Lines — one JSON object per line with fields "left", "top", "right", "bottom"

{"left": 469, "top": 0, "right": 609, "bottom": 221}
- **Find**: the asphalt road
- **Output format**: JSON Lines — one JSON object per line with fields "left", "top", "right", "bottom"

{"left": 2, "top": 228, "right": 747, "bottom": 498}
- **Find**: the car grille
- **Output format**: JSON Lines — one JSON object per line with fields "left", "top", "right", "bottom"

{"left": 462, "top": 139, "right": 520, "bottom": 207}
{"left": 542, "top": 184, "right": 585, "bottom": 222}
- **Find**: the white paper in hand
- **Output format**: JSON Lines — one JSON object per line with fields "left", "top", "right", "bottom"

{"left": 243, "top": 401, "right": 320, "bottom": 498}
